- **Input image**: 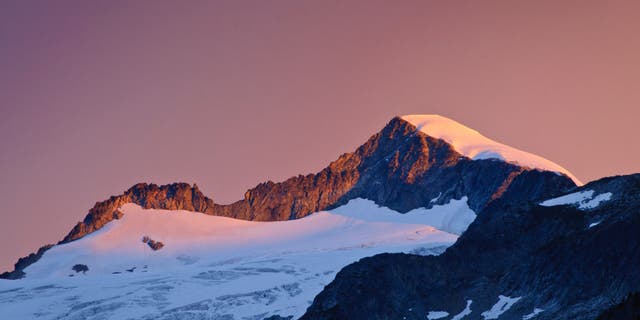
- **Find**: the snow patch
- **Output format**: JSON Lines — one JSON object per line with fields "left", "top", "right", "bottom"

{"left": 430, "top": 192, "right": 442, "bottom": 204}
{"left": 540, "top": 190, "right": 594, "bottom": 206}
{"left": 451, "top": 300, "right": 473, "bottom": 320}
{"left": 581, "top": 192, "right": 613, "bottom": 209}
{"left": 427, "top": 311, "right": 449, "bottom": 319}
{"left": 522, "top": 308, "right": 544, "bottom": 319}
{"left": 540, "top": 190, "right": 612, "bottom": 210}
{"left": 401, "top": 115, "right": 581, "bottom": 185}
{"left": 481, "top": 295, "right": 521, "bottom": 319}
{"left": 589, "top": 221, "right": 602, "bottom": 229}
{"left": 331, "top": 197, "right": 476, "bottom": 235}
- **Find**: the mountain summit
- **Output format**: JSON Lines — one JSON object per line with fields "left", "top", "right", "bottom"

{"left": 401, "top": 115, "right": 581, "bottom": 185}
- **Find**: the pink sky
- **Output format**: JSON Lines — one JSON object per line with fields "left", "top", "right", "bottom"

{"left": 1, "top": 1, "right": 639, "bottom": 271}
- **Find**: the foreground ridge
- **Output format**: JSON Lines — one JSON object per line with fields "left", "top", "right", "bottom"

{"left": 301, "top": 173, "right": 640, "bottom": 320}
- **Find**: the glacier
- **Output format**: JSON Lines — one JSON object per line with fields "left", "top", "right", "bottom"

{"left": 0, "top": 198, "right": 472, "bottom": 320}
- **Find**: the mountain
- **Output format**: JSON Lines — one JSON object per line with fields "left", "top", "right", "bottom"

{"left": 301, "top": 173, "right": 640, "bottom": 320}
{"left": 0, "top": 115, "right": 582, "bottom": 319}
{"left": 2, "top": 115, "right": 575, "bottom": 280}
{"left": 63, "top": 115, "right": 578, "bottom": 241}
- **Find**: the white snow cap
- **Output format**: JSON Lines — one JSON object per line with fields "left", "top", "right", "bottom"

{"left": 400, "top": 115, "right": 581, "bottom": 185}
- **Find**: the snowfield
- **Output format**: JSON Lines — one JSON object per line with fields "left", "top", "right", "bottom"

{"left": 0, "top": 198, "right": 470, "bottom": 320}
{"left": 401, "top": 115, "right": 581, "bottom": 185}
{"left": 481, "top": 295, "right": 522, "bottom": 319}
{"left": 540, "top": 190, "right": 613, "bottom": 210}
{"left": 427, "top": 311, "right": 449, "bottom": 319}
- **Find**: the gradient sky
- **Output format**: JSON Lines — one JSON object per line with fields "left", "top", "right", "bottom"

{"left": 1, "top": 1, "right": 639, "bottom": 271}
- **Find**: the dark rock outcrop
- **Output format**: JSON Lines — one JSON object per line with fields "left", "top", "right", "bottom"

{"left": 301, "top": 174, "right": 640, "bottom": 320}
{"left": 263, "top": 316, "right": 293, "bottom": 320}
{"left": 72, "top": 264, "right": 88, "bottom": 274}
{"left": 0, "top": 244, "right": 54, "bottom": 279}
{"left": 598, "top": 292, "right": 640, "bottom": 320}
{"left": 147, "top": 240, "right": 164, "bottom": 251}
{"left": 142, "top": 236, "right": 165, "bottom": 251}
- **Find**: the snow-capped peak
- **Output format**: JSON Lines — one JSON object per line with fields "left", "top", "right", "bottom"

{"left": 400, "top": 114, "right": 581, "bottom": 185}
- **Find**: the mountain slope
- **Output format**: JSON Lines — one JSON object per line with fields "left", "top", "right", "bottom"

{"left": 301, "top": 174, "right": 640, "bottom": 320}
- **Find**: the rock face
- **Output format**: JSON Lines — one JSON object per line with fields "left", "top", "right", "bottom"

{"left": 1, "top": 116, "right": 576, "bottom": 278}
{"left": 61, "top": 183, "right": 212, "bottom": 243}
{"left": 301, "top": 174, "right": 640, "bottom": 320}
{"left": 597, "top": 292, "right": 640, "bottom": 319}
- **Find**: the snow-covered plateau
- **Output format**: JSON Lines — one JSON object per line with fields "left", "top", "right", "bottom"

{"left": 0, "top": 198, "right": 470, "bottom": 320}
